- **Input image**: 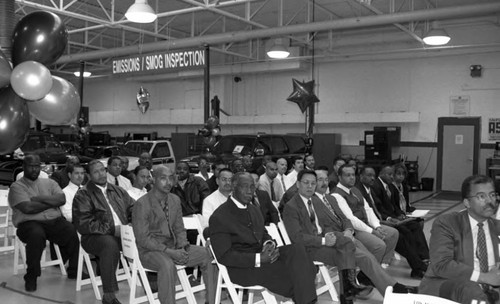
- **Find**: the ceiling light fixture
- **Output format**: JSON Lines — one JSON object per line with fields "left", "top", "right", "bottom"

{"left": 125, "top": 0, "right": 157, "bottom": 24}
{"left": 423, "top": 22, "right": 451, "bottom": 46}
{"left": 267, "top": 38, "right": 290, "bottom": 59}
{"left": 74, "top": 71, "right": 92, "bottom": 78}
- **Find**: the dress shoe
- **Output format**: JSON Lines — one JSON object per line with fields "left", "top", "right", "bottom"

{"left": 357, "top": 271, "right": 374, "bottom": 286}
{"left": 410, "top": 269, "right": 425, "bottom": 279}
{"left": 24, "top": 274, "right": 36, "bottom": 292}
{"left": 393, "top": 283, "right": 418, "bottom": 294}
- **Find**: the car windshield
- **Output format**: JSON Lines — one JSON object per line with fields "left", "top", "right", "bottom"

{"left": 213, "top": 137, "right": 254, "bottom": 154}
{"left": 124, "top": 142, "right": 153, "bottom": 156}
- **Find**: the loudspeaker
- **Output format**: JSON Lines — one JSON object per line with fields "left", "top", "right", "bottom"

{"left": 470, "top": 65, "right": 482, "bottom": 78}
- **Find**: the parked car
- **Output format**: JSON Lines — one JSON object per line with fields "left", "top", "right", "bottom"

{"left": 0, "top": 131, "right": 71, "bottom": 185}
{"left": 99, "top": 140, "right": 175, "bottom": 171}
{"left": 180, "top": 134, "right": 307, "bottom": 173}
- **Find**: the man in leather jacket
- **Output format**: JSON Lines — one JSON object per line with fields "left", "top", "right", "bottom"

{"left": 73, "top": 159, "right": 135, "bottom": 304}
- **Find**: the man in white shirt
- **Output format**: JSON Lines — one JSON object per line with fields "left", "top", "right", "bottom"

{"left": 276, "top": 158, "right": 288, "bottom": 194}
{"left": 258, "top": 161, "right": 283, "bottom": 208}
{"left": 106, "top": 156, "right": 133, "bottom": 191}
{"left": 284, "top": 156, "right": 303, "bottom": 190}
{"left": 331, "top": 165, "right": 398, "bottom": 268}
{"left": 127, "top": 165, "right": 149, "bottom": 201}
{"left": 201, "top": 168, "right": 233, "bottom": 227}
{"left": 61, "top": 164, "right": 85, "bottom": 222}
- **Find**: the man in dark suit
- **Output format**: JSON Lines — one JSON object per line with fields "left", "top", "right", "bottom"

{"left": 209, "top": 172, "right": 318, "bottom": 304}
{"left": 420, "top": 175, "right": 500, "bottom": 304}
{"left": 251, "top": 173, "right": 280, "bottom": 225}
{"left": 283, "top": 170, "right": 416, "bottom": 302}
{"left": 371, "top": 165, "right": 429, "bottom": 278}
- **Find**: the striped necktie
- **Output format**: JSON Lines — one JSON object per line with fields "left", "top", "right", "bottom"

{"left": 477, "top": 222, "right": 488, "bottom": 273}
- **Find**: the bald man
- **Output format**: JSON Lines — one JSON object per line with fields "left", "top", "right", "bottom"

{"left": 133, "top": 166, "right": 215, "bottom": 304}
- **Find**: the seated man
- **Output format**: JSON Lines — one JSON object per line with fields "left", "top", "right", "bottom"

{"left": 201, "top": 168, "right": 233, "bottom": 228}
{"left": 61, "top": 164, "right": 86, "bottom": 222}
{"left": 209, "top": 172, "right": 318, "bottom": 304}
{"left": 50, "top": 155, "right": 87, "bottom": 188}
{"left": 258, "top": 161, "right": 284, "bottom": 209}
{"left": 133, "top": 165, "right": 215, "bottom": 304}
{"left": 107, "top": 156, "right": 133, "bottom": 191}
{"left": 331, "top": 165, "right": 398, "bottom": 267}
{"left": 171, "top": 161, "right": 210, "bottom": 216}
{"left": 283, "top": 170, "right": 417, "bottom": 301}
{"left": 73, "top": 160, "right": 135, "bottom": 304}
{"left": 8, "top": 154, "right": 79, "bottom": 292}
{"left": 250, "top": 172, "right": 280, "bottom": 225}
{"left": 372, "top": 165, "right": 429, "bottom": 278}
{"left": 420, "top": 175, "right": 500, "bottom": 304}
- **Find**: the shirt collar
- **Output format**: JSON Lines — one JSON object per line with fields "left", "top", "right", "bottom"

{"left": 68, "top": 181, "right": 81, "bottom": 189}
{"left": 363, "top": 184, "right": 371, "bottom": 194}
{"left": 95, "top": 183, "right": 107, "bottom": 195}
{"left": 315, "top": 192, "right": 327, "bottom": 200}
{"left": 299, "top": 194, "right": 312, "bottom": 205}
{"left": 337, "top": 183, "right": 350, "bottom": 193}
{"left": 378, "top": 177, "right": 389, "bottom": 189}
{"left": 231, "top": 195, "right": 247, "bottom": 209}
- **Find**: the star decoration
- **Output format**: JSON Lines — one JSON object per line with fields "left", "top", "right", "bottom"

{"left": 286, "top": 79, "right": 320, "bottom": 113}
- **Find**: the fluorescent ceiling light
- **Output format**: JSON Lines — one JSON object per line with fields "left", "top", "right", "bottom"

{"left": 267, "top": 39, "right": 290, "bottom": 59}
{"left": 74, "top": 71, "right": 92, "bottom": 77}
{"left": 125, "top": 0, "right": 157, "bottom": 23}
{"left": 423, "top": 28, "right": 451, "bottom": 46}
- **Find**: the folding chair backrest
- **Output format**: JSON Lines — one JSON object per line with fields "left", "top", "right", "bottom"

{"left": 182, "top": 214, "right": 206, "bottom": 245}
{"left": 120, "top": 225, "right": 137, "bottom": 260}
{"left": 276, "top": 221, "right": 291, "bottom": 245}
{"left": 265, "top": 223, "right": 284, "bottom": 247}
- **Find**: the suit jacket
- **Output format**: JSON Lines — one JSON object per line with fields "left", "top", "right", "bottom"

{"left": 171, "top": 174, "right": 210, "bottom": 216}
{"left": 419, "top": 210, "right": 500, "bottom": 296}
{"left": 209, "top": 197, "right": 272, "bottom": 270}
{"left": 279, "top": 184, "right": 298, "bottom": 213}
{"left": 133, "top": 192, "right": 188, "bottom": 256}
{"left": 315, "top": 193, "right": 354, "bottom": 233}
{"left": 371, "top": 178, "right": 403, "bottom": 220}
{"left": 355, "top": 182, "right": 383, "bottom": 220}
{"left": 255, "top": 189, "right": 280, "bottom": 225}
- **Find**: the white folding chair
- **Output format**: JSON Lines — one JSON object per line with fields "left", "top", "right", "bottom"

{"left": 120, "top": 224, "right": 197, "bottom": 304}
{"left": 13, "top": 228, "right": 67, "bottom": 276}
{"left": 182, "top": 214, "right": 207, "bottom": 293}
{"left": 276, "top": 221, "right": 339, "bottom": 302}
{"left": 208, "top": 241, "right": 278, "bottom": 304}
{"left": 383, "top": 286, "right": 460, "bottom": 304}
{"left": 75, "top": 235, "right": 131, "bottom": 300}
{"left": 265, "top": 223, "right": 284, "bottom": 247}
{"left": 0, "top": 189, "right": 14, "bottom": 253}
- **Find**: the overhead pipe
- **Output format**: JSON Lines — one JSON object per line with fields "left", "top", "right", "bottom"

{"left": 56, "top": 2, "right": 500, "bottom": 65}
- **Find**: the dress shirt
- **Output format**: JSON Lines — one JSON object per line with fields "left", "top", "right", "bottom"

{"left": 106, "top": 172, "right": 133, "bottom": 191}
{"left": 284, "top": 170, "right": 298, "bottom": 190}
{"left": 468, "top": 214, "right": 495, "bottom": 282}
{"left": 201, "top": 189, "right": 229, "bottom": 228}
{"left": 62, "top": 181, "right": 80, "bottom": 221}
{"left": 95, "top": 183, "right": 123, "bottom": 226}
{"left": 127, "top": 187, "right": 147, "bottom": 201}
{"left": 332, "top": 183, "right": 380, "bottom": 233}
{"left": 258, "top": 174, "right": 284, "bottom": 205}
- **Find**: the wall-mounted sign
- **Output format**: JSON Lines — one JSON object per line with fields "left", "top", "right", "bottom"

{"left": 112, "top": 48, "right": 206, "bottom": 75}
{"left": 488, "top": 118, "right": 500, "bottom": 141}
{"left": 449, "top": 95, "right": 470, "bottom": 116}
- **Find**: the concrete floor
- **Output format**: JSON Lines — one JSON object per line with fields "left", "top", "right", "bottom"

{"left": 0, "top": 190, "right": 462, "bottom": 304}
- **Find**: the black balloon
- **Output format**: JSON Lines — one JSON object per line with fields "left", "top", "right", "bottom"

{"left": 287, "top": 78, "right": 320, "bottom": 113}
{"left": 0, "top": 87, "right": 30, "bottom": 154}
{"left": 12, "top": 11, "right": 68, "bottom": 66}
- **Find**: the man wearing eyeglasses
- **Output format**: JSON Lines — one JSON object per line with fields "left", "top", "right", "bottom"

{"left": 420, "top": 175, "right": 500, "bottom": 304}
{"left": 201, "top": 168, "right": 233, "bottom": 228}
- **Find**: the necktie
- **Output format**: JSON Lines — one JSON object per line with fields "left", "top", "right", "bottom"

{"left": 322, "top": 195, "right": 341, "bottom": 225}
{"left": 161, "top": 199, "right": 175, "bottom": 237}
{"left": 270, "top": 179, "right": 276, "bottom": 201}
{"left": 307, "top": 199, "right": 316, "bottom": 224}
{"left": 280, "top": 174, "right": 286, "bottom": 190}
{"left": 385, "top": 186, "right": 392, "bottom": 199}
{"left": 397, "top": 185, "right": 407, "bottom": 213}
{"left": 477, "top": 222, "right": 488, "bottom": 273}
{"left": 115, "top": 177, "right": 119, "bottom": 186}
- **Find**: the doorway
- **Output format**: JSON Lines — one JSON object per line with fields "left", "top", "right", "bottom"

{"left": 437, "top": 117, "right": 480, "bottom": 191}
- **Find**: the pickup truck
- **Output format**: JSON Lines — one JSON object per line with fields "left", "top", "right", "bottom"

{"left": 100, "top": 140, "right": 176, "bottom": 172}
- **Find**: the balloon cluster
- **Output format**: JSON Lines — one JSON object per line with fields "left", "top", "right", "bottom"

{"left": 198, "top": 115, "right": 221, "bottom": 148}
{"left": 0, "top": 11, "right": 80, "bottom": 154}
{"left": 70, "top": 117, "right": 92, "bottom": 141}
